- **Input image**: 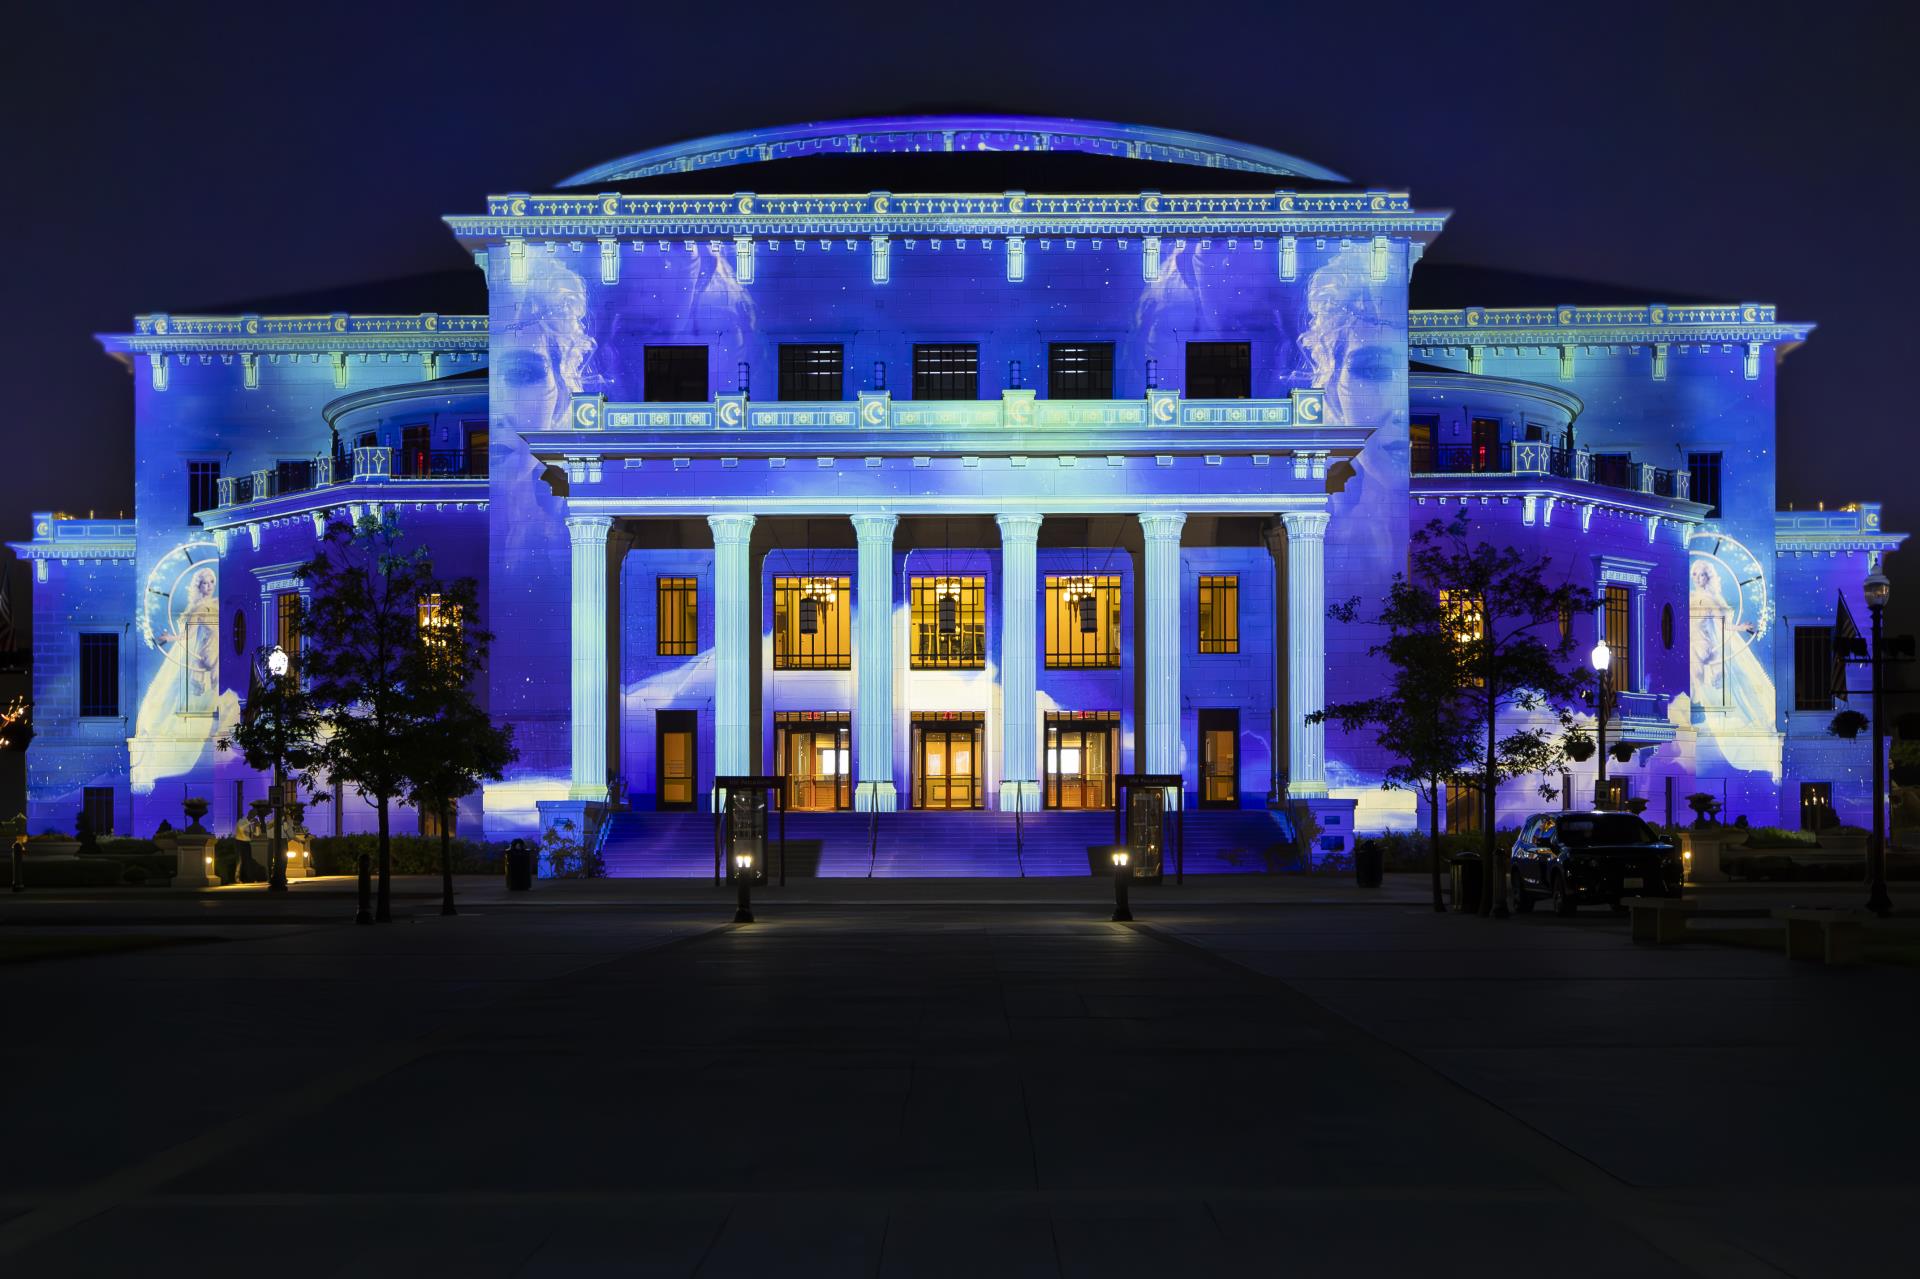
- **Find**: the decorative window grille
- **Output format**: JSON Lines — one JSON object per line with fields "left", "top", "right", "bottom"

{"left": 773, "top": 576, "right": 851, "bottom": 669}
{"left": 778, "top": 344, "right": 844, "bottom": 401}
{"left": 1044, "top": 575, "right": 1122, "bottom": 668}
{"left": 1047, "top": 342, "right": 1115, "bottom": 400}
{"left": 1197, "top": 575, "right": 1240, "bottom": 653}
{"left": 78, "top": 633, "right": 119, "bottom": 717}
{"left": 657, "top": 577, "right": 698, "bottom": 657}
{"left": 912, "top": 344, "right": 979, "bottom": 399}
{"left": 910, "top": 575, "right": 986, "bottom": 668}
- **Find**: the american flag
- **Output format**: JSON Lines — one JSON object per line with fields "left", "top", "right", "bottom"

{"left": 1832, "top": 588, "right": 1862, "bottom": 704}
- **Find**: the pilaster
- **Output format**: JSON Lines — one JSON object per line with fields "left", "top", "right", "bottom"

{"left": 566, "top": 515, "right": 614, "bottom": 801}
{"left": 996, "top": 513, "right": 1043, "bottom": 811}
{"left": 1281, "top": 510, "right": 1330, "bottom": 798}
{"left": 1139, "top": 512, "right": 1187, "bottom": 783}
{"left": 851, "top": 513, "right": 900, "bottom": 811}
{"left": 708, "top": 514, "right": 756, "bottom": 780}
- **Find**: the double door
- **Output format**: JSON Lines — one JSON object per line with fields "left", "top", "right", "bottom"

{"left": 779, "top": 722, "right": 851, "bottom": 811}
{"left": 913, "top": 721, "right": 982, "bottom": 809}
{"left": 1045, "top": 720, "right": 1114, "bottom": 809}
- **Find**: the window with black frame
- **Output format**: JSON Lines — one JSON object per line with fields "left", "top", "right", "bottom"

{"left": 78, "top": 633, "right": 118, "bottom": 717}
{"left": 657, "top": 577, "right": 698, "bottom": 657}
{"left": 1793, "top": 625, "right": 1833, "bottom": 711}
{"left": 773, "top": 576, "right": 851, "bottom": 669}
{"left": 1185, "top": 341, "right": 1252, "bottom": 399}
{"left": 1044, "top": 575, "right": 1122, "bottom": 668}
{"left": 187, "top": 460, "right": 220, "bottom": 525}
{"left": 1047, "top": 342, "right": 1115, "bottom": 399}
{"left": 1603, "top": 585, "right": 1633, "bottom": 684}
{"left": 1687, "top": 451, "right": 1723, "bottom": 518}
{"left": 645, "top": 345, "right": 710, "bottom": 402}
{"left": 910, "top": 576, "right": 986, "bottom": 668}
{"left": 1198, "top": 575, "right": 1239, "bottom": 653}
{"left": 778, "top": 344, "right": 844, "bottom": 401}
{"left": 912, "top": 344, "right": 978, "bottom": 399}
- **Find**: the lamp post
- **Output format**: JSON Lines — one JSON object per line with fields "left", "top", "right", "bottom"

{"left": 1111, "top": 848, "right": 1133, "bottom": 922}
{"left": 1590, "top": 639, "right": 1612, "bottom": 810}
{"left": 265, "top": 645, "right": 291, "bottom": 894}
{"left": 734, "top": 851, "right": 755, "bottom": 923}
{"left": 1864, "top": 567, "right": 1892, "bottom": 917}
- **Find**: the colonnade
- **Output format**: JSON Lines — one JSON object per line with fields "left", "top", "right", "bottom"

{"left": 562, "top": 509, "right": 1330, "bottom": 809}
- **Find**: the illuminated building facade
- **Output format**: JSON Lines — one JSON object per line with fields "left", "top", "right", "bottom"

{"left": 11, "top": 116, "right": 1903, "bottom": 870}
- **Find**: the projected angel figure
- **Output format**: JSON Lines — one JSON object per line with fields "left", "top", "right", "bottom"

{"left": 130, "top": 562, "right": 239, "bottom": 794}
{"left": 1689, "top": 558, "right": 1775, "bottom": 727}
{"left": 1303, "top": 243, "right": 1407, "bottom": 566}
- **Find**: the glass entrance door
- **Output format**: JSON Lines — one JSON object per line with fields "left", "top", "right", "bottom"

{"left": 913, "top": 723, "right": 982, "bottom": 809}
{"left": 1045, "top": 719, "right": 1115, "bottom": 809}
{"left": 1199, "top": 708, "right": 1237, "bottom": 808}
{"left": 656, "top": 711, "right": 697, "bottom": 810}
{"left": 776, "top": 718, "right": 850, "bottom": 811}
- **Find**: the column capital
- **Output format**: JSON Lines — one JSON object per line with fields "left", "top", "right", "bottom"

{"left": 995, "top": 512, "right": 1044, "bottom": 542}
{"left": 1281, "top": 510, "right": 1330, "bottom": 542}
{"left": 849, "top": 512, "right": 898, "bottom": 542}
{"left": 706, "top": 513, "right": 755, "bottom": 547}
{"left": 1138, "top": 511, "right": 1187, "bottom": 542}
{"left": 565, "top": 514, "right": 614, "bottom": 543}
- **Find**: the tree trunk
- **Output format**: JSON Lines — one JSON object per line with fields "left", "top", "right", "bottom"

{"left": 375, "top": 796, "right": 392, "bottom": 922}
{"left": 440, "top": 800, "right": 455, "bottom": 917}
{"left": 1481, "top": 685, "right": 1498, "bottom": 916}
{"left": 1428, "top": 780, "right": 1444, "bottom": 912}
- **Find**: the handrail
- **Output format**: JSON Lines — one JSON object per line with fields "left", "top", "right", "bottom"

{"left": 862, "top": 782, "right": 880, "bottom": 878}
{"left": 1013, "top": 793, "right": 1026, "bottom": 878}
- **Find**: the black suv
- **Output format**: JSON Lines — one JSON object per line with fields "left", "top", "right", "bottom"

{"left": 1510, "top": 811, "right": 1683, "bottom": 915}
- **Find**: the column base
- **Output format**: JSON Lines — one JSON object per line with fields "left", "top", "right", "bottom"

{"left": 997, "top": 781, "right": 1041, "bottom": 813}
{"left": 853, "top": 782, "right": 898, "bottom": 813}
{"left": 567, "top": 783, "right": 611, "bottom": 803}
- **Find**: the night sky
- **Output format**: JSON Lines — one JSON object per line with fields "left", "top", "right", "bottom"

{"left": 2, "top": 1, "right": 1911, "bottom": 634}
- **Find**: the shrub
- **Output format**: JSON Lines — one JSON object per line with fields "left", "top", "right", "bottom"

{"left": 1741, "top": 826, "right": 1818, "bottom": 850}
{"left": 542, "top": 819, "right": 604, "bottom": 879}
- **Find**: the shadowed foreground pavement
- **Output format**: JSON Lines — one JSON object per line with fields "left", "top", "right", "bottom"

{"left": 1, "top": 881, "right": 1913, "bottom": 1276}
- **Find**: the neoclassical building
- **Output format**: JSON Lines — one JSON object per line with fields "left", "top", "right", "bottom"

{"left": 12, "top": 116, "right": 1903, "bottom": 873}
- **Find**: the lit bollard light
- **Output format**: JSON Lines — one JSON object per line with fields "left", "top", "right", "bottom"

{"left": 1111, "top": 848, "right": 1133, "bottom": 922}
{"left": 734, "top": 851, "right": 756, "bottom": 924}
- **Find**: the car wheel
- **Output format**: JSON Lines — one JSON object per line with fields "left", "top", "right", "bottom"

{"left": 1511, "top": 871, "right": 1534, "bottom": 913}
{"left": 1552, "top": 875, "right": 1577, "bottom": 917}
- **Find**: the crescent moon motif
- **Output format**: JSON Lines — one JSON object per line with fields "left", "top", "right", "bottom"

{"left": 509, "top": 198, "right": 527, "bottom": 216}
{"left": 862, "top": 399, "right": 887, "bottom": 425}
{"left": 574, "top": 401, "right": 599, "bottom": 428}
{"left": 719, "top": 401, "right": 743, "bottom": 427}
{"left": 602, "top": 196, "right": 618, "bottom": 216}
{"left": 1152, "top": 398, "right": 1175, "bottom": 423}
{"left": 874, "top": 195, "right": 889, "bottom": 213}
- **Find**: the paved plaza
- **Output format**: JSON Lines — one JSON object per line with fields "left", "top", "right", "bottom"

{"left": 1, "top": 875, "right": 1913, "bottom": 1277}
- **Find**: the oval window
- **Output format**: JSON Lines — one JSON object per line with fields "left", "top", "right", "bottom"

{"left": 233, "top": 607, "right": 248, "bottom": 656}
{"left": 1661, "top": 602, "right": 1674, "bottom": 650}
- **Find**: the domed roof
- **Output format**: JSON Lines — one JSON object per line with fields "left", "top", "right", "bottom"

{"left": 559, "top": 115, "right": 1346, "bottom": 191}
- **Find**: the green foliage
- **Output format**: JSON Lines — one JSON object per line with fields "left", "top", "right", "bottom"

{"left": 397, "top": 572, "right": 517, "bottom": 846}
{"left": 1740, "top": 826, "right": 1818, "bottom": 850}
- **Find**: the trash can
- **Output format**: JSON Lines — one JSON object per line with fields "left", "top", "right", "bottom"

{"left": 506, "top": 838, "right": 533, "bottom": 892}
{"left": 1448, "top": 853, "right": 1481, "bottom": 912}
{"left": 1354, "top": 840, "right": 1385, "bottom": 889}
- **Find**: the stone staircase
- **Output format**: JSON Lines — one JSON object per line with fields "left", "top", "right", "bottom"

{"left": 597, "top": 805, "right": 1295, "bottom": 878}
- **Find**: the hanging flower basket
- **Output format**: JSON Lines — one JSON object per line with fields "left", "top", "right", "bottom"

{"left": 1564, "top": 735, "right": 1596, "bottom": 763}
{"left": 1828, "top": 710, "right": 1869, "bottom": 740}
{"left": 1610, "top": 741, "right": 1635, "bottom": 764}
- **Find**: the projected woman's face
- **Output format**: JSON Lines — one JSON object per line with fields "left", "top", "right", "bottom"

{"left": 1329, "top": 317, "right": 1401, "bottom": 428}
{"left": 496, "top": 337, "right": 563, "bottom": 435}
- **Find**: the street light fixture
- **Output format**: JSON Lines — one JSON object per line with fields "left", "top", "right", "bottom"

{"left": 1863, "top": 567, "right": 1892, "bottom": 917}
{"left": 1590, "top": 639, "right": 1612, "bottom": 811}
{"left": 265, "top": 645, "right": 291, "bottom": 894}
{"left": 1111, "top": 847, "right": 1133, "bottom": 922}
{"left": 733, "top": 850, "right": 756, "bottom": 923}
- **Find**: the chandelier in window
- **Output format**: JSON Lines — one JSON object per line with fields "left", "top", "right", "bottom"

{"left": 934, "top": 575, "right": 962, "bottom": 636}
{"left": 798, "top": 575, "right": 836, "bottom": 635}
{"left": 1061, "top": 575, "right": 1099, "bottom": 634}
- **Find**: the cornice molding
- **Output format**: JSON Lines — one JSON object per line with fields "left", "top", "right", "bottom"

{"left": 445, "top": 189, "right": 1447, "bottom": 246}
{"left": 1411, "top": 302, "right": 1811, "bottom": 348}
{"left": 100, "top": 313, "right": 489, "bottom": 357}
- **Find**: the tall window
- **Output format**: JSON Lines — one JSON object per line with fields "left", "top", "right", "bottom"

{"left": 399, "top": 424, "right": 431, "bottom": 478}
{"left": 82, "top": 787, "right": 115, "bottom": 837}
{"left": 1793, "top": 625, "right": 1833, "bottom": 711}
{"left": 1603, "top": 585, "right": 1633, "bottom": 684}
{"left": 773, "top": 576, "right": 851, "bottom": 669}
{"left": 1687, "top": 452, "right": 1723, "bottom": 519}
{"left": 1044, "top": 575, "right": 1122, "bottom": 669}
{"left": 657, "top": 577, "right": 698, "bottom": 656}
{"left": 1185, "top": 341, "right": 1252, "bottom": 399}
{"left": 909, "top": 576, "right": 986, "bottom": 668}
{"left": 187, "top": 461, "right": 220, "bottom": 525}
{"left": 416, "top": 593, "right": 461, "bottom": 651}
{"left": 1800, "top": 782, "right": 1834, "bottom": 831}
{"left": 913, "top": 344, "right": 979, "bottom": 399}
{"left": 645, "top": 345, "right": 709, "bottom": 401}
{"left": 778, "top": 344, "right": 844, "bottom": 401}
{"left": 78, "top": 633, "right": 118, "bottom": 717}
{"left": 1048, "top": 342, "right": 1115, "bottom": 399}
{"left": 275, "top": 592, "right": 302, "bottom": 678}
{"left": 1198, "top": 575, "right": 1239, "bottom": 653}
{"left": 1446, "top": 778, "right": 1482, "bottom": 834}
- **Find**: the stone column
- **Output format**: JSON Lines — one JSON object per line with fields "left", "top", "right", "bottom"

{"left": 1281, "top": 510, "right": 1330, "bottom": 798}
{"left": 1264, "top": 521, "right": 1289, "bottom": 804}
{"left": 852, "top": 512, "right": 899, "bottom": 811}
{"left": 566, "top": 515, "right": 614, "bottom": 801}
{"left": 1139, "top": 512, "right": 1187, "bottom": 781}
{"left": 707, "top": 514, "right": 756, "bottom": 779}
{"left": 996, "top": 513, "right": 1044, "bottom": 811}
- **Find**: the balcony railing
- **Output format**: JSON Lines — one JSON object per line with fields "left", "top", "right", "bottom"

{"left": 1412, "top": 439, "right": 1689, "bottom": 501}
{"left": 212, "top": 446, "right": 486, "bottom": 511}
